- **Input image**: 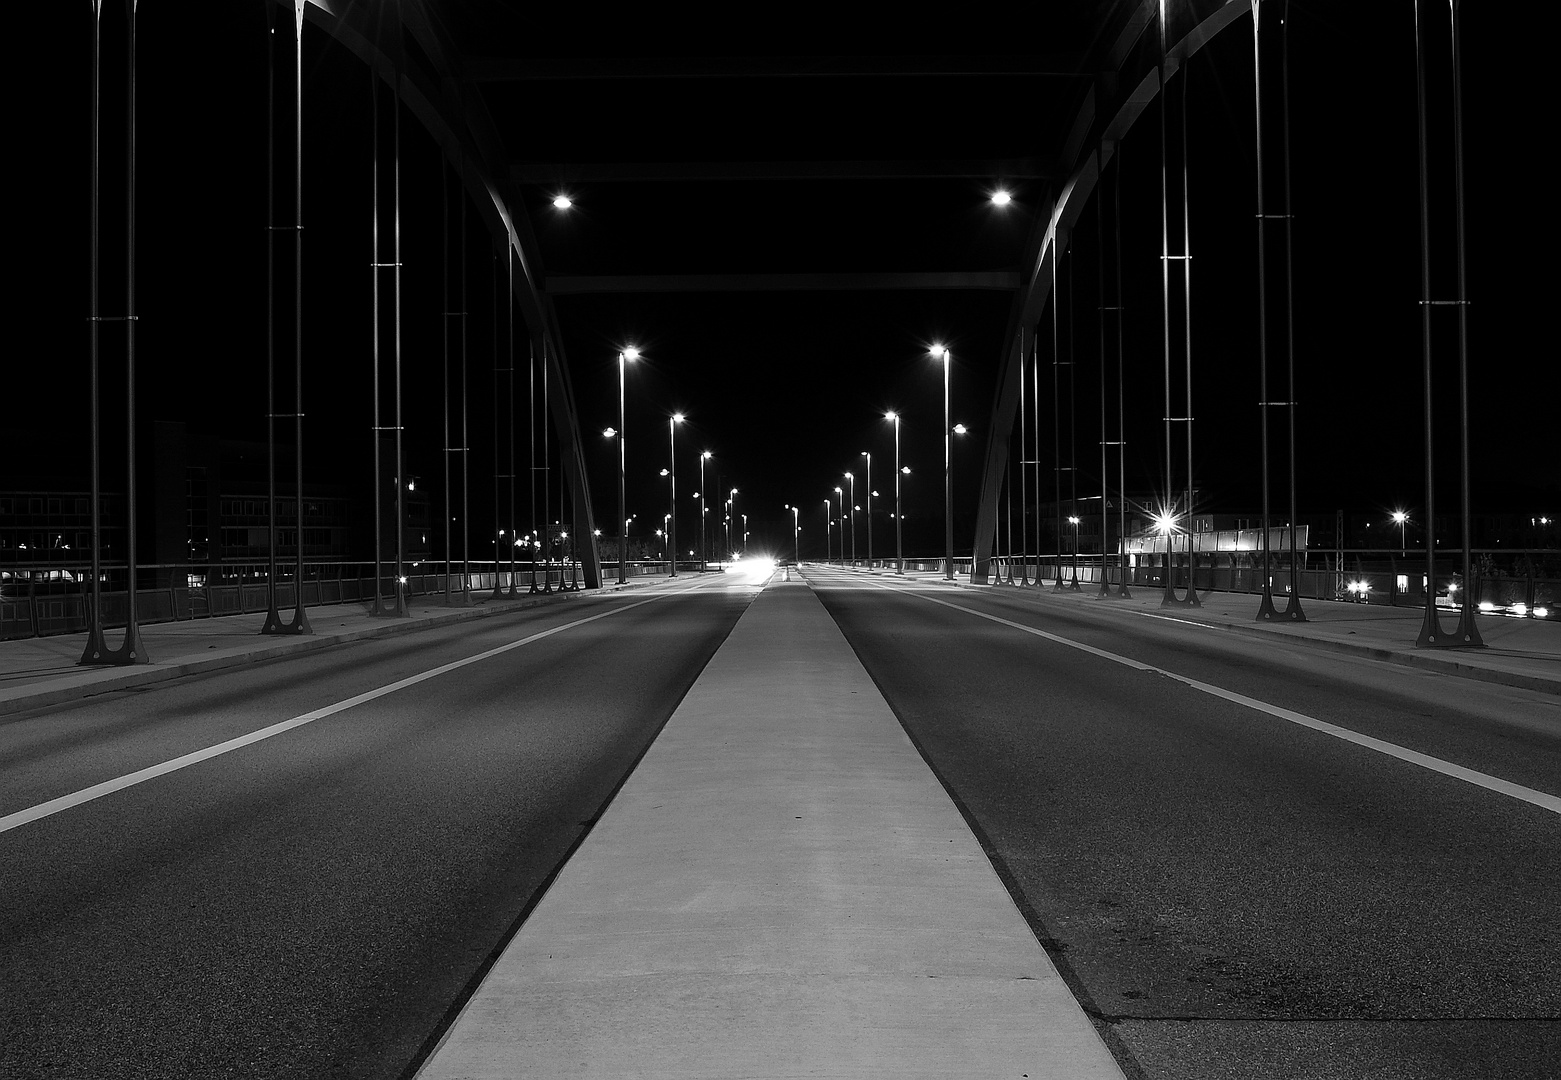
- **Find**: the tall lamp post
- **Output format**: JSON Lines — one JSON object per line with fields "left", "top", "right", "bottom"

{"left": 698, "top": 450, "right": 712, "bottom": 570}
{"left": 832, "top": 487, "right": 843, "bottom": 564}
{"left": 933, "top": 344, "right": 954, "bottom": 580}
{"left": 886, "top": 411, "right": 904, "bottom": 574}
{"left": 1393, "top": 510, "right": 1408, "bottom": 557}
{"left": 860, "top": 451, "right": 873, "bottom": 567}
{"left": 612, "top": 347, "right": 638, "bottom": 584}
{"left": 824, "top": 498, "right": 832, "bottom": 562}
{"left": 844, "top": 471, "right": 856, "bottom": 564}
{"left": 786, "top": 504, "right": 800, "bottom": 563}
{"left": 729, "top": 488, "right": 738, "bottom": 562}
{"left": 667, "top": 413, "right": 683, "bottom": 577}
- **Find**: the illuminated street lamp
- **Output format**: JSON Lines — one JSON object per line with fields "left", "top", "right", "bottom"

{"left": 824, "top": 498, "right": 833, "bottom": 562}
{"left": 932, "top": 345, "right": 954, "bottom": 580}
{"left": 783, "top": 504, "right": 800, "bottom": 564}
{"left": 612, "top": 346, "right": 639, "bottom": 584}
{"left": 729, "top": 488, "right": 738, "bottom": 561}
{"left": 886, "top": 411, "right": 904, "bottom": 574}
{"left": 698, "top": 450, "right": 712, "bottom": 570}
{"left": 1392, "top": 509, "right": 1408, "bottom": 557}
{"left": 832, "top": 486, "right": 843, "bottom": 564}
{"left": 844, "top": 471, "right": 856, "bottom": 563}
{"left": 860, "top": 450, "right": 873, "bottom": 567}
{"left": 668, "top": 413, "right": 683, "bottom": 577}
{"left": 1068, "top": 514, "right": 1081, "bottom": 585}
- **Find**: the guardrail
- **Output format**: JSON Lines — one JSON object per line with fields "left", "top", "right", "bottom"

{"left": 0, "top": 559, "right": 666, "bottom": 641}
{"left": 989, "top": 550, "right": 1558, "bottom": 619}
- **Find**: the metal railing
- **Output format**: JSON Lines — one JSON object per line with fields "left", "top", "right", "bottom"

{"left": 0, "top": 558, "right": 664, "bottom": 641}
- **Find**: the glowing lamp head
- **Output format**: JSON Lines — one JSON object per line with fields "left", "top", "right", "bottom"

{"left": 622, "top": 347, "right": 640, "bottom": 361}
{"left": 991, "top": 189, "right": 1012, "bottom": 207}
{"left": 885, "top": 410, "right": 898, "bottom": 421}
{"left": 602, "top": 427, "right": 616, "bottom": 438}
{"left": 1392, "top": 510, "right": 1407, "bottom": 524}
{"left": 672, "top": 413, "right": 684, "bottom": 424}
{"left": 931, "top": 344, "right": 949, "bottom": 361}
{"left": 1154, "top": 511, "right": 1177, "bottom": 534}
{"left": 953, "top": 424, "right": 968, "bottom": 435}
{"left": 551, "top": 195, "right": 573, "bottom": 210}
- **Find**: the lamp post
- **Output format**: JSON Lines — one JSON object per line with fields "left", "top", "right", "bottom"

{"left": 729, "top": 488, "right": 738, "bottom": 562}
{"left": 1393, "top": 510, "right": 1408, "bottom": 557}
{"left": 886, "top": 411, "right": 903, "bottom": 574}
{"left": 613, "top": 347, "right": 638, "bottom": 584}
{"left": 668, "top": 414, "right": 682, "bottom": 577}
{"left": 1068, "top": 514, "right": 1081, "bottom": 585}
{"left": 699, "top": 450, "right": 712, "bottom": 570}
{"left": 786, "top": 504, "right": 800, "bottom": 563}
{"left": 832, "top": 487, "right": 843, "bottom": 564}
{"left": 844, "top": 472, "right": 856, "bottom": 564}
{"left": 932, "top": 344, "right": 954, "bottom": 580}
{"left": 824, "top": 498, "right": 832, "bottom": 562}
{"left": 860, "top": 451, "right": 873, "bottom": 567}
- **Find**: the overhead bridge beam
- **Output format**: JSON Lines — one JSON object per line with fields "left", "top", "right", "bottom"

{"left": 466, "top": 55, "right": 1089, "bottom": 81}
{"left": 513, "top": 159, "right": 1058, "bottom": 184}
{"left": 545, "top": 272, "right": 1022, "bottom": 295}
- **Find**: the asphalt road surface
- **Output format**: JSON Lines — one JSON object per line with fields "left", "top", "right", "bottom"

{"left": 810, "top": 566, "right": 1561, "bottom": 1080}
{"left": 1, "top": 578, "right": 753, "bottom": 1079}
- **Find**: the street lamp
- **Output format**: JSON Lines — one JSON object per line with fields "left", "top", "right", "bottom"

{"left": 668, "top": 413, "right": 683, "bottom": 577}
{"left": 886, "top": 411, "right": 904, "bottom": 574}
{"left": 698, "top": 450, "right": 712, "bottom": 570}
{"left": 932, "top": 344, "right": 954, "bottom": 580}
{"left": 844, "top": 471, "right": 856, "bottom": 564}
{"left": 824, "top": 498, "right": 832, "bottom": 562}
{"left": 783, "top": 504, "right": 800, "bottom": 564}
{"left": 860, "top": 450, "right": 873, "bottom": 567}
{"left": 1392, "top": 510, "right": 1408, "bottom": 557}
{"left": 832, "top": 486, "right": 843, "bottom": 565}
{"left": 729, "top": 488, "right": 738, "bottom": 562}
{"left": 1068, "top": 514, "right": 1081, "bottom": 585}
{"left": 613, "top": 346, "right": 639, "bottom": 584}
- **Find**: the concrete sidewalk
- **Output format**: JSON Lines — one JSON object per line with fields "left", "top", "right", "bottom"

{"left": 0, "top": 576, "right": 673, "bottom": 717}
{"left": 834, "top": 564, "right": 1561, "bottom": 696}
{"left": 416, "top": 578, "right": 1125, "bottom": 1079}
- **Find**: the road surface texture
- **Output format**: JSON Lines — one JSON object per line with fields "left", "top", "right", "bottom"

{"left": 809, "top": 566, "right": 1560, "bottom": 1080}
{"left": 1, "top": 577, "right": 752, "bottom": 1079}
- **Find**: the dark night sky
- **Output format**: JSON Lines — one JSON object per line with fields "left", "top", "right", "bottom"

{"left": 10, "top": 2, "right": 1554, "bottom": 561}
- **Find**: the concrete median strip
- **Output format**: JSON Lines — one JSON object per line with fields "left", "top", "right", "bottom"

{"left": 415, "top": 579, "right": 1127, "bottom": 1079}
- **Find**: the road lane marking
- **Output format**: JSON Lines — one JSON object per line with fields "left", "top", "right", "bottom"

{"left": 838, "top": 571, "right": 1561, "bottom": 817}
{"left": 0, "top": 581, "right": 725, "bottom": 835}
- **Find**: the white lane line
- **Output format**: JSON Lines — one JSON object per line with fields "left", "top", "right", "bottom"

{"left": 850, "top": 574, "right": 1561, "bottom": 817}
{"left": 0, "top": 583, "right": 719, "bottom": 836}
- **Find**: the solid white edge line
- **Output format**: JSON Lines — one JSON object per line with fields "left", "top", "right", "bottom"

{"left": 838, "top": 569, "right": 1561, "bottom": 817}
{"left": 0, "top": 581, "right": 722, "bottom": 836}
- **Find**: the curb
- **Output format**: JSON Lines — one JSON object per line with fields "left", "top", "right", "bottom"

{"left": 0, "top": 585, "right": 646, "bottom": 718}
{"left": 924, "top": 574, "right": 1561, "bottom": 698}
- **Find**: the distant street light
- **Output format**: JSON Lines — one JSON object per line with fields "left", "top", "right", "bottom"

{"left": 668, "top": 413, "right": 683, "bottom": 577}
{"left": 1392, "top": 509, "right": 1408, "bottom": 557}
{"left": 861, "top": 450, "right": 873, "bottom": 567}
{"left": 824, "top": 498, "right": 833, "bottom": 562}
{"left": 699, "top": 450, "right": 712, "bottom": 570}
{"left": 832, "top": 486, "right": 844, "bottom": 565}
{"left": 612, "top": 346, "right": 639, "bottom": 584}
{"left": 844, "top": 471, "right": 856, "bottom": 564}
{"left": 729, "top": 488, "right": 739, "bottom": 561}
{"left": 933, "top": 344, "right": 954, "bottom": 580}
{"left": 885, "top": 411, "right": 904, "bottom": 574}
{"left": 783, "top": 504, "right": 800, "bottom": 564}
